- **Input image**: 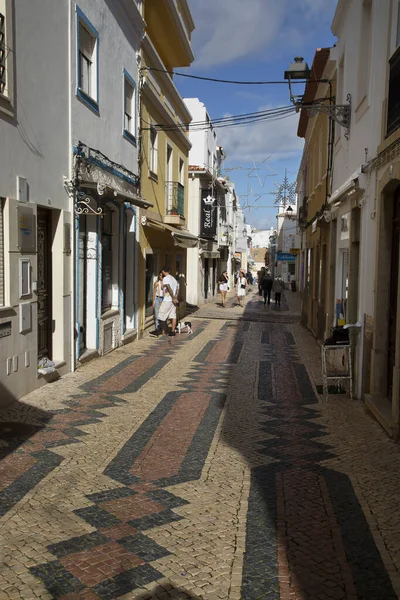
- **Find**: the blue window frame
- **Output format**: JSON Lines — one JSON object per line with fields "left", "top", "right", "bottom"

{"left": 76, "top": 6, "right": 99, "bottom": 113}
{"left": 122, "top": 68, "right": 136, "bottom": 145}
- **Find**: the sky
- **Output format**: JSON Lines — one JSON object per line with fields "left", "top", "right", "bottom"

{"left": 175, "top": 0, "right": 338, "bottom": 230}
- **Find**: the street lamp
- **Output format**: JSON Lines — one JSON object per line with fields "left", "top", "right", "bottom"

{"left": 285, "top": 206, "right": 294, "bottom": 220}
{"left": 284, "top": 56, "right": 351, "bottom": 139}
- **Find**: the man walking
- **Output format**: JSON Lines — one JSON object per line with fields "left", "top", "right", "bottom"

{"left": 150, "top": 266, "right": 178, "bottom": 337}
{"left": 273, "top": 276, "right": 284, "bottom": 307}
{"left": 261, "top": 271, "right": 273, "bottom": 305}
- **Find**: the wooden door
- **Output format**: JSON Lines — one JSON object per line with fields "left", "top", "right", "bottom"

{"left": 388, "top": 188, "right": 400, "bottom": 398}
{"left": 37, "top": 208, "right": 52, "bottom": 359}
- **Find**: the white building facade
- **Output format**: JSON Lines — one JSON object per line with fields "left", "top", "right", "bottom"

{"left": 70, "top": 0, "right": 147, "bottom": 363}
{"left": 0, "top": 0, "right": 72, "bottom": 406}
{"left": 0, "top": 0, "right": 147, "bottom": 406}
{"left": 328, "top": 0, "right": 400, "bottom": 436}
{"left": 184, "top": 98, "right": 235, "bottom": 305}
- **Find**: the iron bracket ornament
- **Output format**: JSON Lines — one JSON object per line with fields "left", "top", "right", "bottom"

{"left": 299, "top": 94, "right": 352, "bottom": 140}
{"left": 75, "top": 191, "right": 103, "bottom": 215}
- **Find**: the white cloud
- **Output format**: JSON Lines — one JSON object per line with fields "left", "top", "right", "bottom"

{"left": 218, "top": 109, "right": 304, "bottom": 163}
{"left": 188, "top": 0, "right": 336, "bottom": 69}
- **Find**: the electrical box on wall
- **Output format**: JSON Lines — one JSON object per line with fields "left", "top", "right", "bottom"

{"left": 19, "top": 303, "right": 32, "bottom": 333}
{"left": 17, "top": 176, "right": 29, "bottom": 203}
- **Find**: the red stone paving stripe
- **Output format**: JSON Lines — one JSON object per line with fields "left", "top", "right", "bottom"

{"left": 0, "top": 454, "right": 37, "bottom": 492}
{"left": 95, "top": 354, "right": 163, "bottom": 393}
{"left": 319, "top": 475, "right": 358, "bottom": 600}
{"left": 130, "top": 392, "right": 212, "bottom": 481}
{"left": 278, "top": 469, "right": 352, "bottom": 599}
{"left": 205, "top": 340, "right": 234, "bottom": 364}
{"left": 100, "top": 494, "right": 164, "bottom": 521}
{"left": 99, "top": 523, "right": 139, "bottom": 541}
{"left": 273, "top": 363, "right": 302, "bottom": 403}
{"left": 60, "top": 542, "right": 144, "bottom": 587}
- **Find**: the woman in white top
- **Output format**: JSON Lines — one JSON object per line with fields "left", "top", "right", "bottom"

{"left": 236, "top": 270, "right": 247, "bottom": 307}
{"left": 218, "top": 270, "right": 229, "bottom": 307}
{"left": 152, "top": 271, "right": 164, "bottom": 330}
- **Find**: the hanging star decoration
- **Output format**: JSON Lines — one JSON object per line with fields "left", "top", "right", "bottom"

{"left": 271, "top": 172, "right": 297, "bottom": 208}
{"left": 247, "top": 156, "right": 277, "bottom": 188}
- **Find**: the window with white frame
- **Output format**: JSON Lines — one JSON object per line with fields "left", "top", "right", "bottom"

{"left": 149, "top": 125, "right": 158, "bottom": 175}
{"left": 123, "top": 73, "right": 135, "bottom": 140}
{"left": 77, "top": 8, "right": 98, "bottom": 109}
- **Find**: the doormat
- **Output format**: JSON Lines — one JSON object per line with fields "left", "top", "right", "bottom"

{"left": 316, "top": 385, "right": 346, "bottom": 394}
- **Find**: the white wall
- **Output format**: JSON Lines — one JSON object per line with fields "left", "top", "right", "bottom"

{"left": 0, "top": 1, "right": 71, "bottom": 405}
{"left": 71, "top": 0, "right": 142, "bottom": 172}
{"left": 184, "top": 98, "right": 218, "bottom": 170}
{"left": 0, "top": 0, "right": 69, "bottom": 208}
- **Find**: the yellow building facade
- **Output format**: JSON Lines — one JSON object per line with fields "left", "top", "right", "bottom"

{"left": 297, "top": 48, "right": 334, "bottom": 340}
{"left": 138, "top": 0, "right": 195, "bottom": 331}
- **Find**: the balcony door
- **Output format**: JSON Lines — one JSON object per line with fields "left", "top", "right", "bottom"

{"left": 166, "top": 145, "right": 173, "bottom": 212}
{"left": 388, "top": 187, "right": 400, "bottom": 398}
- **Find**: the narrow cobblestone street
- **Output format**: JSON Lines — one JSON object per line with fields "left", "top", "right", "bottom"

{"left": 1, "top": 290, "right": 400, "bottom": 600}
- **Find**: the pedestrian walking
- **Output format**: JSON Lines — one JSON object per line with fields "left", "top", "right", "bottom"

{"left": 149, "top": 266, "right": 178, "bottom": 337}
{"left": 152, "top": 271, "right": 164, "bottom": 330}
{"left": 218, "top": 270, "right": 229, "bottom": 307}
{"left": 237, "top": 270, "right": 247, "bottom": 307}
{"left": 273, "top": 276, "right": 284, "bottom": 307}
{"left": 261, "top": 271, "right": 273, "bottom": 305}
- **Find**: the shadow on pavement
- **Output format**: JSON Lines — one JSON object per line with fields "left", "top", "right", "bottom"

{"left": 0, "top": 382, "right": 53, "bottom": 460}
{"left": 134, "top": 584, "right": 202, "bottom": 599}
{"left": 218, "top": 291, "right": 398, "bottom": 599}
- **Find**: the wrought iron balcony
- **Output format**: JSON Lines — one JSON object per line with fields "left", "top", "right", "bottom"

{"left": 164, "top": 181, "right": 185, "bottom": 225}
{"left": 387, "top": 46, "right": 400, "bottom": 137}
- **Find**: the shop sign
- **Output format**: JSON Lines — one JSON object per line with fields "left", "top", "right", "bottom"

{"left": 200, "top": 190, "right": 217, "bottom": 238}
{"left": 290, "top": 248, "right": 300, "bottom": 255}
{"left": 277, "top": 252, "right": 296, "bottom": 262}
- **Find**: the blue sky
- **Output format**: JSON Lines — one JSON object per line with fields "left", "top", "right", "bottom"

{"left": 176, "top": 0, "right": 338, "bottom": 230}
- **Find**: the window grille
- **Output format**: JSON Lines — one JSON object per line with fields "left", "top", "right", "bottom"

{"left": 124, "top": 79, "right": 134, "bottom": 133}
{"left": 0, "top": 13, "right": 6, "bottom": 95}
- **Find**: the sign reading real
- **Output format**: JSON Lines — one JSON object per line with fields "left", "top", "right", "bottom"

{"left": 200, "top": 191, "right": 217, "bottom": 238}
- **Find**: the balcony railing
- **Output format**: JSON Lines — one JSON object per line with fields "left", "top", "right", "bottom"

{"left": 387, "top": 46, "right": 400, "bottom": 137}
{"left": 165, "top": 181, "right": 184, "bottom": 216}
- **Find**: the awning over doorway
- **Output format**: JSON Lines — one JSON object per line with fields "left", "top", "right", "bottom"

{"left": 329, "top": 167, "right": 366, "bottom": 206}
{"left": 145, "top": 218, "right": 207, "bottom": 248}
{"left": 201, "top": 251, "right": 220, "bottom": 259}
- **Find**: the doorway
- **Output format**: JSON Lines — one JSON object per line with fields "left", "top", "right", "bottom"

{"left": 204, "top": 258, "right": 209, "bottom": 299}
{"left": 388, "top": 187, "right": 400, "bottom": 398}
{"left": 78, "top": 216, "right": 87, "bottom": 354}
{"left": 145, "top": 253, "right": 155, "bottom": 317}
{"left": 37, "top": 208, "right": 52, "bottom": 360}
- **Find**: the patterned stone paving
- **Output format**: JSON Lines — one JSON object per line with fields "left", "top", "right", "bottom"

{"left": 0, "top": 291, "right": 400, "bottom": 599}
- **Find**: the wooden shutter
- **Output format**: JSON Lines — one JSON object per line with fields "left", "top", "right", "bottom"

{"left": 124, "top": 80, "right": 133, "bottom": 118}
{"left": 79, "top": 21, "right": 95, "bottom": 60}
{"left": 0, "top": 199, "right": 4, "bottom": 306}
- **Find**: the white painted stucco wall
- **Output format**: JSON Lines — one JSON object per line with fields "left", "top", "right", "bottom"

{"left": 0, "top": 0, "right": 71, "bottom": 405}
{"left": 71, "top": 0, "right": 142, "bottom": 173}
{"left": 330, "top": 0, "right": 397, "bottom": 396}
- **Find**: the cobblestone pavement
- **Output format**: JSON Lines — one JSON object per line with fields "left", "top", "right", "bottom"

{"left": 1, "top": 290, "right": 400, "bottom": 599}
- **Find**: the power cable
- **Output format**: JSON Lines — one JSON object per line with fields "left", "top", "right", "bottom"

{"left": 142, "top": 67, "right": 316, "bottom": 86}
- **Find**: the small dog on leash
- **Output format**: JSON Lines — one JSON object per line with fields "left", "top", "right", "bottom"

{"left": 176, "top": 320, "right": 193, "bottom": 334}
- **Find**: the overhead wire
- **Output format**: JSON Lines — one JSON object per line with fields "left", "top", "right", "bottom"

{"left": 141, "top": 67, "right": 311, "bottom": 86}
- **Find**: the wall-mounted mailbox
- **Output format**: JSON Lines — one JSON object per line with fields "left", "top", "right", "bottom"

{"left": 0, "top": 321, "right": 12, "bottom": 339}
{"left": 19, "top": 303, "right": 32, "bottom": 333}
